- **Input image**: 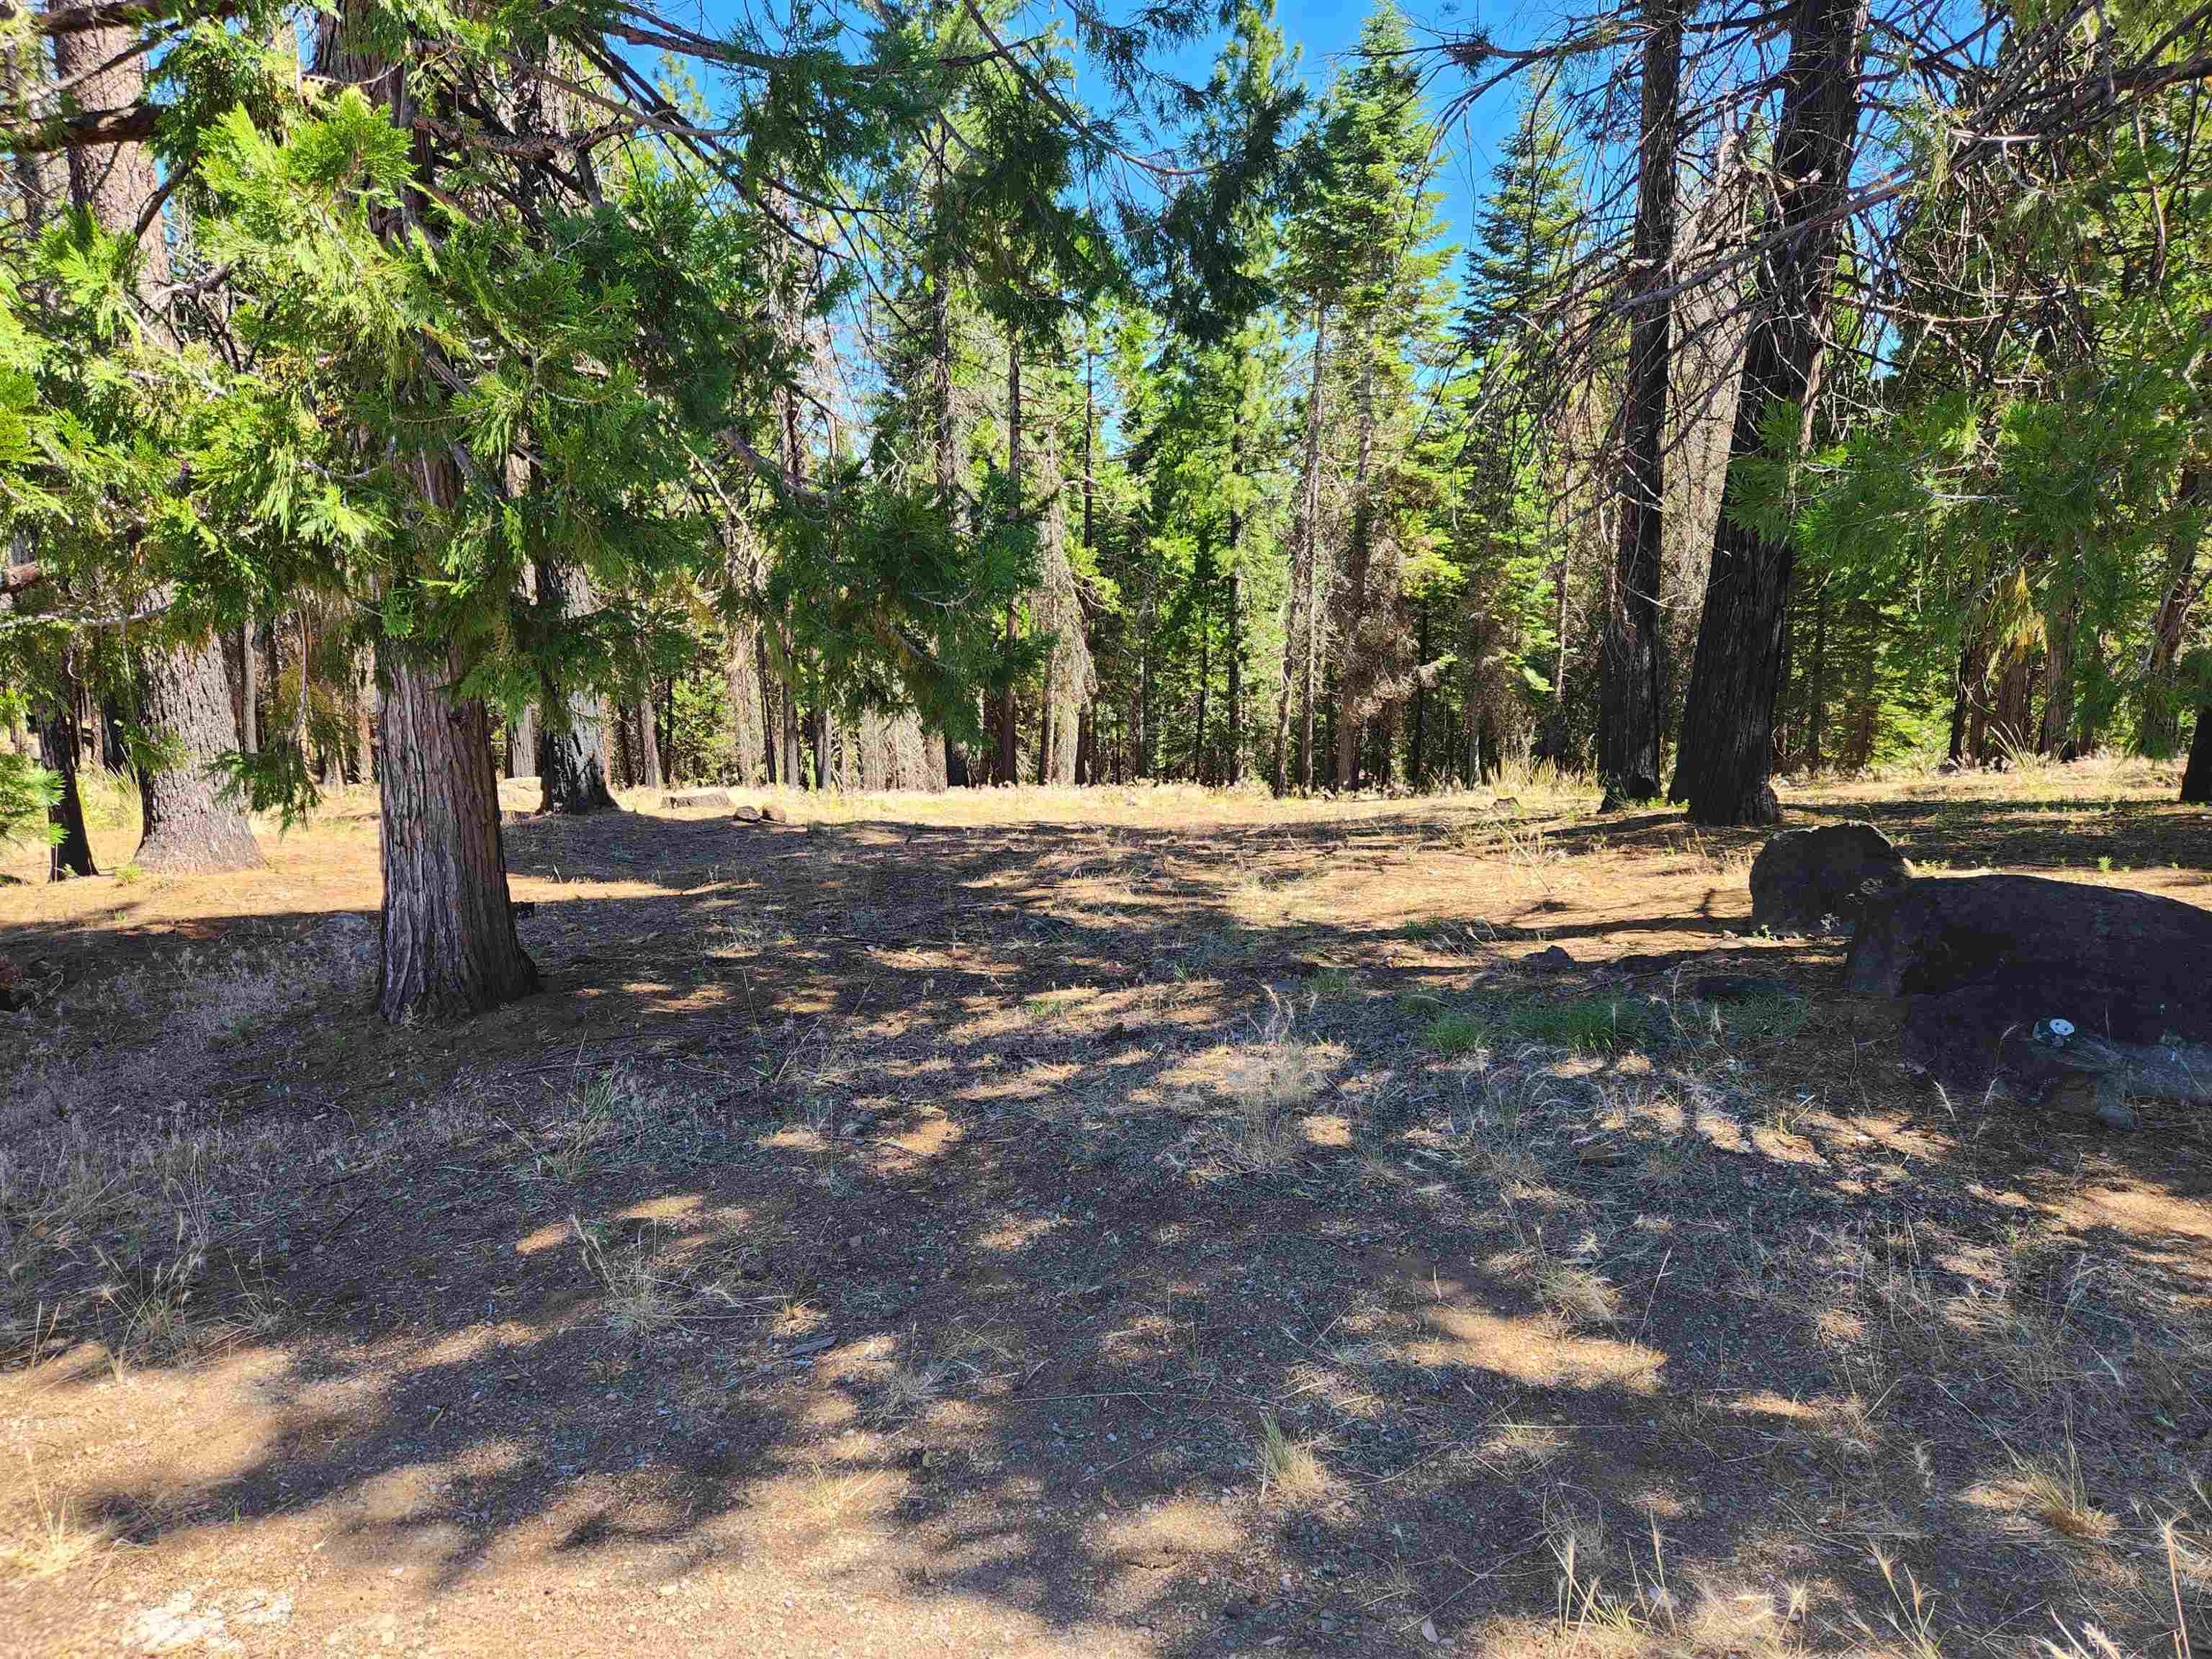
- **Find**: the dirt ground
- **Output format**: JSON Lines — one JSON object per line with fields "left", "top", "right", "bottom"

{"left": 2, "top": 761, "right": 2208, "bottom": 1658}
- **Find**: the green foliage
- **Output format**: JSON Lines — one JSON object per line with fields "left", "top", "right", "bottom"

{"left": 0, "top": 750, "right": 61, "bottom": 848}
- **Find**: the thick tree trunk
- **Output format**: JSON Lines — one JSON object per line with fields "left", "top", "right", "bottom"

{"left": 2183, "top": 698, "right": 2212, "bottom": 803}
{"left": 1805, "top": 580, "right": 1830, "bottom": 770}
{"left": 1598, "top": 0, "right": 1682, "bottom": 805}
{"left": 318, "top": 0, "right": 535, "bottom": 1022}
{"left": 54, "top": 7, "right": 261, "bottom": 871}
{"left": 375, "top": 644, "right": 538, "bottom": 1021}
{"left": 135, "top": 634, "right": 266, "bottom": 871}
{"left": 1670, "top": 0, "right": 1871, "bottom": 824}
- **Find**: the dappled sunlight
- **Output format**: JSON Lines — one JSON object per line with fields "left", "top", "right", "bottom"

{"left": 6, "top": 776, "right": 2209, "bottom": 1658}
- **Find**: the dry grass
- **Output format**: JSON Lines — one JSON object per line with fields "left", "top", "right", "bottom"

{"left": 1256, "top": 1413, "right": 1338, "bottom": 1510}
{"left": 0, "top": 1443, "right": 112, "bottom": 1579}
{"left": 2013, "top": 1434, "right": 2118, "bottom": 1544}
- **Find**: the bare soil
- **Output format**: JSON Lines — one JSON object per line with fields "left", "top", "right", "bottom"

{"left": 3, "top": 765, "right": 2208, "bottom": 1658}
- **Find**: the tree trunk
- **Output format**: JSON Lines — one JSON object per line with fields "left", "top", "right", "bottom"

{"left": 1411, "top": 603, "right": 1429, "bottom": 785}
{"left": 536, "top": 562, "right": 616, "bottom": 814}
{"left": 54, "top": 5, "right": 260, "bottom": 871}
{"left": 1225, "top": 563, "right": 1243, "bottom": 785}
{"left": 36, "top": 672, "right": 96, "bottom": 879}
{"left": 636, "top": 690, "right": 663, "bottom": 789}
{"left": 1598, "top": 0, "right": 1682, "bottom": 805}
{"left": 239, "top": 621, "right": 258, "bottom": 753}
{"left": 2139, "top": 469, "right": 2205, "bottom": 757}
{"left": 2041, "top": 589, "right": 2074, "bottom": 757}
{"left": 998, "top": 334, "right": 1022, "bottom": 785}
{"left": 1335, "top": 333, "right": 1380, "bottom": 791}
{"left": 1195, "top": 587, "right": 1211, "bottom": 783}
{"left": 135, "top": 634, "right": 266, "bottom": 871}
{"left": 316, "top": 0, "right": 536, "bottom": 1021}
{"left": 2183, "top": 698, "right": 2212, "bottom": 804}
{"left": 505, "top": 700, "right": 536, "bottom": 778}
{"left": 374, "top": 642, "right": 538, "bottom": 1020}
{"left": 1669, "top": 0, "right": 1871, "bottom": 824}
{"left": 1804, "top": 580, "right": 1830, "bottom": 770}
{"left": 1274, "top": 306, "right": 1328, "bottom": 795}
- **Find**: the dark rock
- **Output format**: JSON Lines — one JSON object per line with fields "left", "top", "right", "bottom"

{"left": 1847, "top": 874, "right": 2212, "bottom": 1126}
{"left": 1749, "top": 821, "right": 1909, "bottom": 932}
{"left": 1526, "top": 945, "right": 1575, "bottom": 972}
{"left": 508, "top": 901, "right": 537, "bottom": 921}
{"left": 761, "top": 804, "right": 791, "bottom": 825}
{"left": 732, "top": 804, "right": 763, "bottom": 823}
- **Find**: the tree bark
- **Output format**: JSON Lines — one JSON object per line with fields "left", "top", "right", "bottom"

{"left": 316, "top": 0, "right": 540, "bottom": 1020}
{"left": 1669, "top": 0, "right": 1871, "bottom": 824}
{"left": 53, "top": 4, "right": 260, "bottom": 871}
{"left": 1275, "top": 305, "right": 1328, "bottom": 795}
{"left": 1335, "top": 331, "right": 1380, "bottom": 791}
{"left": 505, "top": 699, "right": 536, "bottom": 778}
{"left": 134, "top": 632, "right": 265, "bottom": 870}
{"left": 1225, "top": 562, "right": 1243, "bottom": 785}
{"left": 239, "top": 621, "right": 258, "bottom": 753}
{"left": 535, "top": 562, "right": 616, "bottom": 813}
{"left": 997, "top": 333, "right": 1022, "bottom": 785}
{"left": 2184, "top": 698, "right": 2212, "bottom": 804}
{"left": 2139, "top": 468, "right": 2205, "bottom": 757}
{"left": 36, "top": 669, "right": 96, "bottom": 879}
{"left": 1597, "top": 0, "right": 1681, "bottom": 804}
{"left": 374, "top": 642, "right": 538, "bottom": 1020}
{"left": 636, "top": 689, "right": 663, "bottom": 789}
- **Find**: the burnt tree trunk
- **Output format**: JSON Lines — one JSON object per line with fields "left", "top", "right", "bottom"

{"left": 1599, "top": 0, "right": 1682, "bottom": 806}
{"left": 2184, "top": 700, "right": 2212, "bottom": 804}
{"left": 54, "top": 5, "right": 260, "bottom": 872}
{"left": 1669, "top": 0, "right": 1871, "bottom": 824}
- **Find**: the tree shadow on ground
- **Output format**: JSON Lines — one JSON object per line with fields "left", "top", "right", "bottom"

{"left": 5, "top": 796, "right": 2209, "bottom": 1656}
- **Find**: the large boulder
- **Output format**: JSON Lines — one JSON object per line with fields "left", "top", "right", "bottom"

{"left": 1748, "top": 821, "right": 1910, "bottom": 932}
{"left": 1845, "top": 874, "right": 2212, "bottom": 1127}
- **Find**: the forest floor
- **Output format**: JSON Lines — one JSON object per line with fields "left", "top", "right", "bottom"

{"left": 1, "top": 760, "right": 2209, "bottom": 1658}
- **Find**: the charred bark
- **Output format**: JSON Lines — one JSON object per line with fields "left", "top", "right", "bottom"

{"left": 1669, "top": 0, "right": 1871, "bottom": 824}
{"left": 1598, "top": 0, "right": 1681, "bottom": 806}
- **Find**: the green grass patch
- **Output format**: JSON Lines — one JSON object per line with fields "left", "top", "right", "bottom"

{"left": 1503, "top": 995, "right": 1659, "bottom": 1053}
{"left": 1420, "top": 1010, "right": 1490, "bottom": 1053}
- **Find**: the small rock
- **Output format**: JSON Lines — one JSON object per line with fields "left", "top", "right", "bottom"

{"left": 1421, "top": 1617, "right": 1441, "bottom": 1643}
{"left": 760, "top": 804, "right": 791, "bottom": 825}
{"left": 731, "top": 804, "right": 763, "bottom": 823}
{"left": 1526, "top": 944, "right": 1575, "bottom": 972}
